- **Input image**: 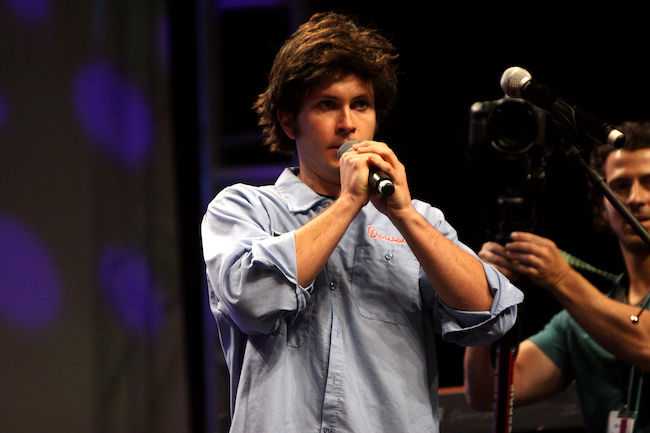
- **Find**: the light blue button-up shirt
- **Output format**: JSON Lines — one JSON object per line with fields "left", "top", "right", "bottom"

{"left": 201, "top": 168, "right": 523, "bottom": 433}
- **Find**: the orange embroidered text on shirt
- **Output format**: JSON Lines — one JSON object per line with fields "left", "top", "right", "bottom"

{"left": 367, "top": 225, "right": 406, "bottom": 244}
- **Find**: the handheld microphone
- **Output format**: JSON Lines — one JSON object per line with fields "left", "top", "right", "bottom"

{"left": 336, "top": 140, "right": 395, "bottom": 198}
{"left": 500, "top": 66, "right": 625, "bottom": 148}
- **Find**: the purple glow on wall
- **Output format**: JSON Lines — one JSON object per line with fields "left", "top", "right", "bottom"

{"left": 99, "top": 247, "right": 164, "bottom": 336}
{"left": 74, "top": 62, "right": 153, "bottom": 169}
{"left": 0, "top": 215, "right": 61, "bottom": 330}
{"left": 0, "top": 95, "right": 7, "bottom": 127}
{"left": 7, "top": 0, "right": 50, "bottom": 22}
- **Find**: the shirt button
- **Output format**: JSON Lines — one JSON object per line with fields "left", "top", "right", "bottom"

{"left": 384, "top": 252, "right": 393, "bottom": 261}
{"left": 329, "top": 281, "right": 336, "bottom": 291}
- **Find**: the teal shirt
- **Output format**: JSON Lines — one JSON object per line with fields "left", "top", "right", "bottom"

{"left": 530, "top": 285, "right": 649, "bottom": 433}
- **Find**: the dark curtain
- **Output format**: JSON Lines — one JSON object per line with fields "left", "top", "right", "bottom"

{"left": 0, "top": 1, "right": 191, "bottom": 432}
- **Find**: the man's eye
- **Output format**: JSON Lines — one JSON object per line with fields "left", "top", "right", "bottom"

{"left": 609, "top": 179, "right": 631, "bottom": 196}
{"left": 317, "top": 100, "right": 336, "bottom": 110}
{"left": 641, "top": 175, "right": 650, "bottom": 191}
{"left": 352, "top": 100, "right": 370, "bottom": 110}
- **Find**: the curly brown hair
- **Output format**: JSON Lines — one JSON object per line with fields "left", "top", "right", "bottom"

{"left": 590, "top": 121, "right": 650, "bottom": 229}
{"left": 253, "top": 12, "right": 399, "bottom": 153}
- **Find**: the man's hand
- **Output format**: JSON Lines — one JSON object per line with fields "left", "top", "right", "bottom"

{"left": 478, "top": 241, "right": 518, "bottom": 280}
{"left": 504, "top": 232, "right": 575, "bottom": 290}
{"left": 351, "top": 140, "right": 412, "bottom": 218}
{"left": 338, "top": 145, "right": 373, "bottom": 209}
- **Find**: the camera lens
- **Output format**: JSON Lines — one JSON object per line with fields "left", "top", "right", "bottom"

{"left": 487, "top": 98, "right": 540, "bottom": 155}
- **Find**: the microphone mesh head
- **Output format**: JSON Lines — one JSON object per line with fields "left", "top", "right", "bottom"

{"left": 336, "top": 140, "right": 360, "bottom": 159}
{"left": 500, "top": 66, "right": 532, "bottom": 98}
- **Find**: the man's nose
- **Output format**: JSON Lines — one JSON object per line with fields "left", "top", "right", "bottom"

{"left": 627, "top": 179, "right": 650, "bottom": 205}
{"left": 336, "top": 107, "right": 356, "bottom": 135}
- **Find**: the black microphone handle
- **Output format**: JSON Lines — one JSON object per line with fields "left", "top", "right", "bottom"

{"left": 369, "top": 171, "right": 395, "bottom": 198}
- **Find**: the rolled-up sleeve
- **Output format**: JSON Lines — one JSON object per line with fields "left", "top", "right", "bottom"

{"left": 201, "top": 186, "right": 312, "bottom": 335}
{"left": 415, "top": 201, "right": 524, "bottom": 346}
{"left": 435, "top": 260, "right": 523, "bottom": 346}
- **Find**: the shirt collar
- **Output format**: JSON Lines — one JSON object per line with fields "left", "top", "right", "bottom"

{"left": 612, "top": 273, "right": 650, "bottom": 307}
{"left": 275, "top": 168, "right": 332, "bottom": 213}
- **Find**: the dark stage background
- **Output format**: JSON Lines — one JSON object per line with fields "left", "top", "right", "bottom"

{"left": 2, "top": 1, "right": 648, "bottom": 432}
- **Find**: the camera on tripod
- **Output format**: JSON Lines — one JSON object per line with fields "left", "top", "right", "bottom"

{"left": 469, "top": 97, "right": 546, "bottom": 156}
{"left": 467, "top": 97, "right": 549, "bottom": 243}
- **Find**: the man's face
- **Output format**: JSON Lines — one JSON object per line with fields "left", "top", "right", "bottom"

{"left": 602, "top": 148, "right": 650, "bottom": 253}
{"left": 280, "top": 74, "right": 377, "bottom": 189}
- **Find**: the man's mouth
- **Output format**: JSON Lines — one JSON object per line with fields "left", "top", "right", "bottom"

{"left": 634, "top": 214, "right": 650, "bottom": 223}
{"left": 623, "top": 215, "right": 650, "bottom": 232}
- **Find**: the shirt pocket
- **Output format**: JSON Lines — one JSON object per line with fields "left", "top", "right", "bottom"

{"left": 350, "top": 245, "right": 421, "bottom": 325}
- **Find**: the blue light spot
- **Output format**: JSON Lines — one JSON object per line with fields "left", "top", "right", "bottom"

{"left": 99, "top": 247, "right": 164, "bottom": 336}
{"left": 0, "top": 215, "right": 61, "bottom": 330}
{"left": 7, "top": 0, "right": 50, "bottom": 22}
{"left": 74, "top": 62, "right": 153, "bottom": 169}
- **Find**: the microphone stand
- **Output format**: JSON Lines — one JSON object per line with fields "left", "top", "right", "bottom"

{"left": 492, "top": 194, "right": 531, "bottom": 433}
{"left": 492, "top": 324, "right": 519, "bottom": 433}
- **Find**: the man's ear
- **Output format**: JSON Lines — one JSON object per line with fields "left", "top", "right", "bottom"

{"left": 278, "top": 111, "right": 296, "bottom": 140}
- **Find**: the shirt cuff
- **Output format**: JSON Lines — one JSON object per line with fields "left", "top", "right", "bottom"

{"left": 294, "top": 281, "right": 314, "bottom": 315}
{"left": 252, "top": 230, "right": 318, "bottom": 318}
{"left": 438, "top": 262, "right": 523, "bottom": 345}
